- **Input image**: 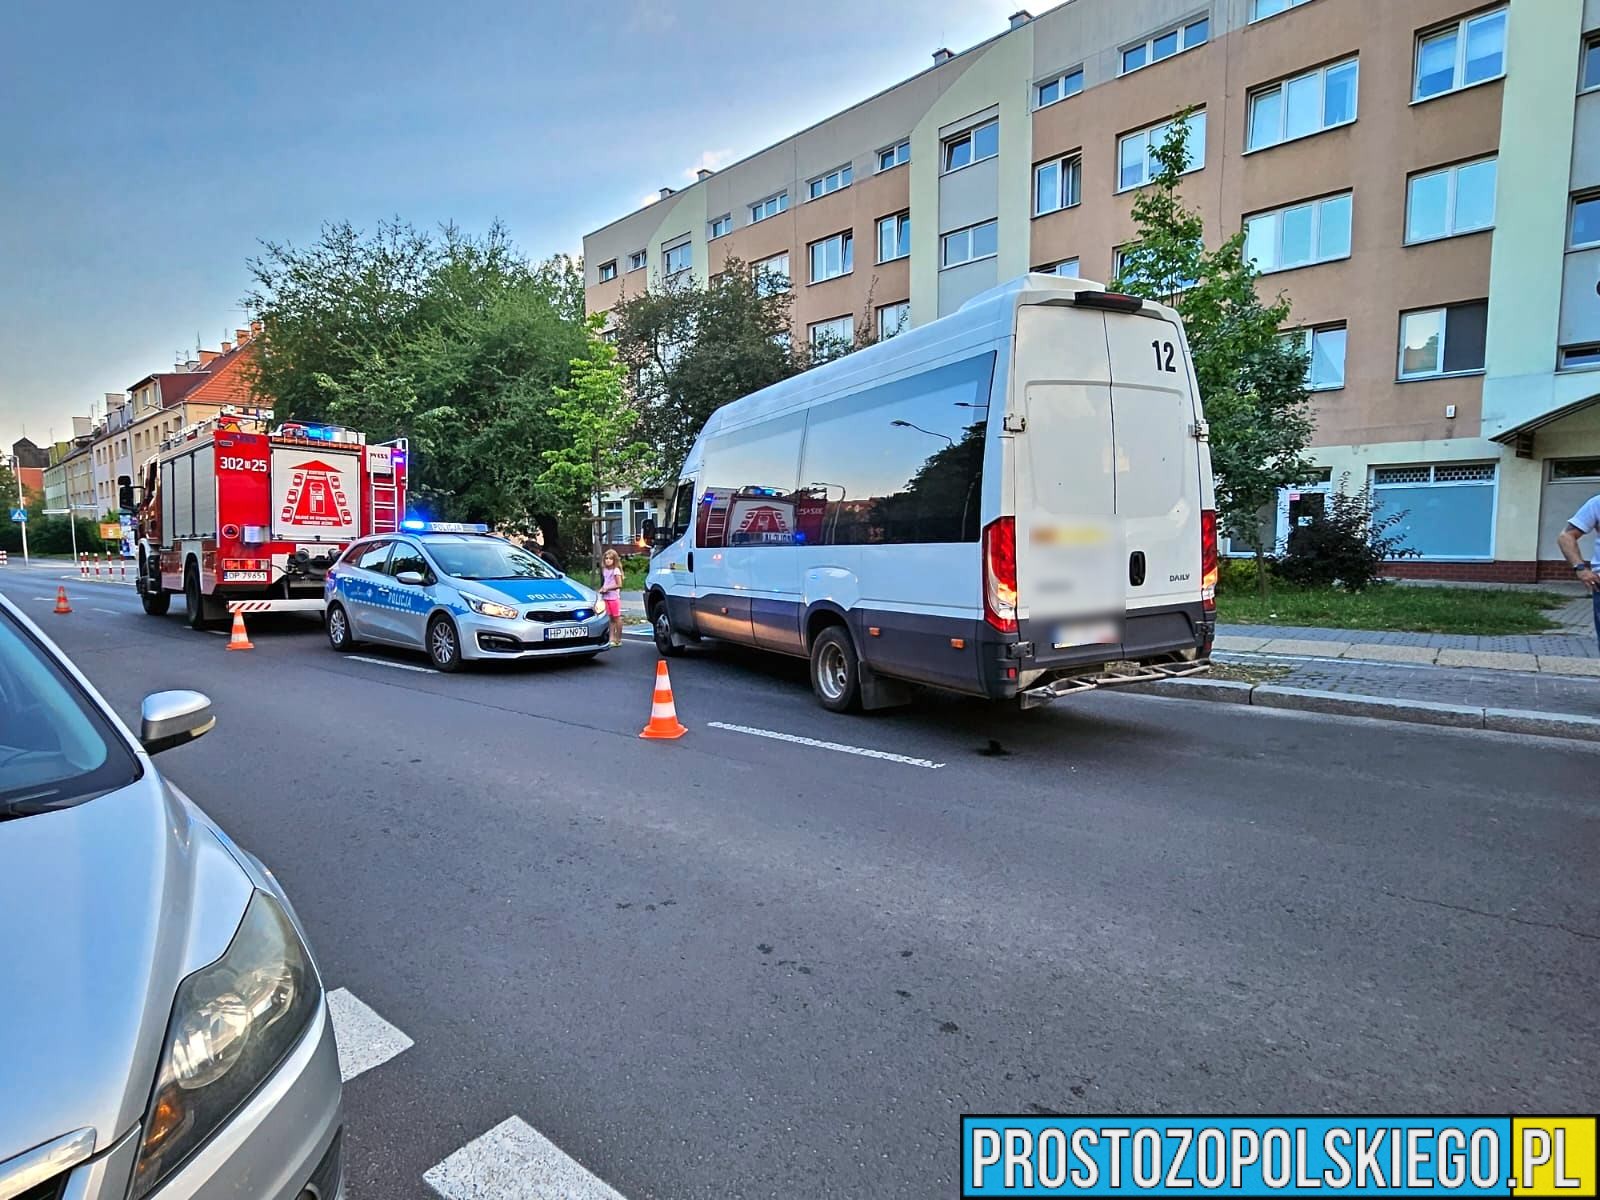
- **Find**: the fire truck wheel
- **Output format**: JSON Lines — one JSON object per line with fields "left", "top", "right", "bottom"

{"left": 326, "top": 603, "right": 357, "bottom": 652}
{"left": 140, "top": 561, "right": 171, "bottom": 616}
{"left": 183, "top": 564, "right": 222, "bottom": 631}
{"left": 428, "top": 615, "right": 463, "bottom": 672}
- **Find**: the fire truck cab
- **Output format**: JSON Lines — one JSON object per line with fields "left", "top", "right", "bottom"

{"left": 132, "top": 408, "right": 407, "bottom": 627}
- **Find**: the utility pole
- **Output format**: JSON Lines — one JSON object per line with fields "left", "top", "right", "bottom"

{"left": 6, "top": 454, "right": 28, "bottom": 567}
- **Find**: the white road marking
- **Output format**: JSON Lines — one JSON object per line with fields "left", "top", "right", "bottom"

{"left": 707, "top": 720, "right": 945, "bottom": 769}
{"left": 92, "top": 607, "right": 119, "bottom": 615}
{"left": 424, "top": 1116, "right": 627, "bottom": 1200}
{"left": 622, "top": 625, "right": 653, "bottom": 637}
{"left": 325, "top": 987, "right": 414, "bottom": 1083}
{"left": 348, "top": 654, "right": 438, "bottom": 674}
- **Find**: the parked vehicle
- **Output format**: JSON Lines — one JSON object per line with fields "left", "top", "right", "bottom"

{"left": 643, "top": 274, "right": 1217, "bottom": 711}
{"left": 129, "top": 408, "right": 407, "bottom": 628}
{"left": 0, "top": 592, "right": 342, "bottom": 1199}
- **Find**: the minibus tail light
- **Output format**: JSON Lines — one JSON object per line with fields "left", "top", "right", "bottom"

{"left": 1200, "top": 508, "right": 1218, "bottom": 611}
{"left": 983, "top": 517, "right": 1018, "bottom": 633}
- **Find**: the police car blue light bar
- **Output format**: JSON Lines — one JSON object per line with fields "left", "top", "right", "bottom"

{"left": 401, "top": 520, "right": 489, "bottom": 533}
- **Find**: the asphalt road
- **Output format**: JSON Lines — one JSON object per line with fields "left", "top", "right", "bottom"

{"left": 5, "top": 561, "right": 1599, "bottom": 1199}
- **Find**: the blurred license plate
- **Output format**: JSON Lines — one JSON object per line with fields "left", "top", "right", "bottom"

{"left": 1053, "top": 620, "right": 1119, "bottom": 648}
{"left": 544, "top": 625, "right": 586, "bottom": 641}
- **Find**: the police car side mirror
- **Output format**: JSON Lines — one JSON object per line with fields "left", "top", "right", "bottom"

{"left": 395, "top": 570, "right": 426, "bottom": 586}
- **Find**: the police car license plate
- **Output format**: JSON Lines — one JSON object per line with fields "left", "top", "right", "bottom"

{"left": 544, "top": 625, "right": 586, "bottom": 641}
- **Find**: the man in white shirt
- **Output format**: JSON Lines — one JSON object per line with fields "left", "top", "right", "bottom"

{"left": 1556, "top": 492, "right": 1600, "bottom": 645}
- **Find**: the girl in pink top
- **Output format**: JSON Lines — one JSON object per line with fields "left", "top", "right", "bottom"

{"left": 600, "top": 548, "right": 624, "bottom": 647}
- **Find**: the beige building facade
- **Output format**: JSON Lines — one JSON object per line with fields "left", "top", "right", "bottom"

{"left": 584, "top": 0, "right": 1600, "bottom": 579}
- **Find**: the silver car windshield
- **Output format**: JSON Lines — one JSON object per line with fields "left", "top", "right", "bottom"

{"left": 426, "top": 540, "right": 560, "bottom": 581}
{"left": 0, "top": 609, "right": 141, "bottom": 817}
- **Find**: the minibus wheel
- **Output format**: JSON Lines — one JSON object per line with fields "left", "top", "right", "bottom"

{"left": 810, "top": 626, "right": 861, "bottom": 712}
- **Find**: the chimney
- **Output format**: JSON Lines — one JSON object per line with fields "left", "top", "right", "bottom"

{"left": 932, "top": 47, "right": 953, "bottom": 65}
{"left": 235, "top": 327, "right": 250, "bottom": 345}
{"left": 659, "top": 186, "right": 675, "bottom": 200}
{"left": 1008, "top": 9, "right": 1033, "bottom": 29}
{"left": 219, "top": 342, "right": 233, "bottom": 356}
{"left": 198, "top": 349, "right": 220, "bottom": 366}
{"left": 696, "top": 168, "right": 713, "bottom": 182}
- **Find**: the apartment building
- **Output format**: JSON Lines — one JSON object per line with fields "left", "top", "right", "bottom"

{"left": 583, "top": 0, "right": 1600, "bottom": 579}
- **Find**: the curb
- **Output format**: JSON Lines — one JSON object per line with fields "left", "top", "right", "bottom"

{"left": 1121, "top": 677, "right": 1600, "bottom": 744}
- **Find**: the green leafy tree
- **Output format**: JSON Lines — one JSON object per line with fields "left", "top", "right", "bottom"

{"left": 245, "top": 221, "right": 588, "bottom": 531}
{"left": 1113, "top": 113, "right": 1316, "bottom": 596}
{"left": 540, "top": 316, "right": 652, "bottom": 571}
{"left": 611, "top": 257, "right": 803, "bottom": 483}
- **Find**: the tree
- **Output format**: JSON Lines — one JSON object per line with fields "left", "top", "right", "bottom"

{"left": 540, "top": 316, "right": 652, "bottom": 570}
{"left": 245, "top": 221, "right": 589, "bottom": 532}
{"left": 610, "top": 257, "right": 803, "bottom": 483}
{"left": 1113, "top": 113, "right": 1316, "bottom": 596}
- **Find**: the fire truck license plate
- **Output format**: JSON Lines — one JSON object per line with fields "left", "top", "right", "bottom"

{"left": 544, "top": 625, "right": 586, "bottom": 641}
{"left": 222, "top": 571, "right": 270, "bottom": 583}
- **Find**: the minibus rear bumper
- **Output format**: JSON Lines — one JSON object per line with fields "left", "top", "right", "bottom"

{"left": 985, "top": 600, "right": 1213, "bottom": 703}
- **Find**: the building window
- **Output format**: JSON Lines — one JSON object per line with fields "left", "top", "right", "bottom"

{"left": 1405, "top": 158, "right": 1497, "bottom": 243}
{"left": 943, "top": 119, "right": 999, "bottom": 173}
{"left": 1120, "top": 18, "right": 1209, "bottom": 75}
{"left": 1118, "top": 112, "right": 1206, "bottom": 191}
{"left": 663, "top": 241, "right": 692, "bottom": 276}
{"left": 941, "top": 220, "right": 998, "bottom": 268}
{"left": 877, "top": 301, "right": 911, "bottom": 339}
{"left": 1244, "top": 192, "right": 1352, "bottom": 273}
{"left": 1033, "top": 154, "right": 1082, "bottom": 216}
{"left": 1114, "top": 243, "right": 1196, "bottom": 293}
{"left": 750, "top": 192, "right": 789, "bottom": 223}
{"left": 1280, "top": 323, "right": 1347, "bottom": 391}
{"left": 1251, "top": 0, "right": 1314, "bottom": 20}
{"left": 1414, "top": 6, "right": 1507, "bottom": 102}
{"left": 627, "top": 250, "right": 647, "bottom": 271}
{"left": 632, "top": 500, "right": 660, "bottom": 537}
{"left": 808, "top": 164, "right": 853, "bottom": 200}
{"left": 1035, "top": 67, "right": 1083, "bottom": 108}
{"left": 877, "top": 140, "right": 910, "bottom": 171}
{"left": 1584, "top": 34, "right": 1600, "bottom": 92}
{"left": 1372, "top": 463, "right": 1497, "bottom": 559}
{"left": 597, "top": 260, "right": 618, "bottom": 282}
{"left": 1398, "top": 301, "right": 1488, "bottom": 379}
{"left": 1247, "top": 58, "right": 1358, "bottom": 151}
{"left": 1559, "top": 344, "right": 1600, "bottom": 370}
{"left": 809, "top": 231, "right": 854, "bottom": 283}
{"left": 1571, "top": 192, "right": 1600, "bottom": 249}
{"left": 1551, "top": 456, "right": 1600, "bottom": 480}
{"left": 752, "top": 251, "right": 790, "bottom": 295}
{"left": 809, "top": 316, "right": 855, "bottom": 362}
{"left": 877, "top": 211, "right": 911, "bottom": 263}
{"left": 600, "top": 500, "right": 624, "bottom": 543}
{"left": 709, "top": 214, "right": 732, "bottom": 239}
{"left": 1036, "top": 259, "right": 1080, "bottom": 277}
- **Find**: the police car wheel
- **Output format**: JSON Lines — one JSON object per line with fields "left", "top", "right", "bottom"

{"left": 428, "top": 616, "right": 463, "bottom": 671}
{"left": 652, "top": 603, "right": 682, "bottom": 658}
{"left": 810, "top": 626, "right": 861, "bottom": 713}
{"left": 326, "top": 603, "right": 356, "bottom": 652}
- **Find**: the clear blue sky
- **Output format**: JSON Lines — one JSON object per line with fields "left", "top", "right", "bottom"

{"left": 0, "top": 0, "right": 1062, "bottom": 453}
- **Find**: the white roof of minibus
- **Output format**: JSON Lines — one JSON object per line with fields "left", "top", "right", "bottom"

{"left": 695, "top": 274, "right": 1177, "bottom": 443}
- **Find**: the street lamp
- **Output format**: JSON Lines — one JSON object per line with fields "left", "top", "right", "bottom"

{"left": 889, "top": 419, "right": 953, "bottom": 447}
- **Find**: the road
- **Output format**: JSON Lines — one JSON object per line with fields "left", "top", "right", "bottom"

{"left": 5, "top": 560, "right": 1599, "bottom": 1199}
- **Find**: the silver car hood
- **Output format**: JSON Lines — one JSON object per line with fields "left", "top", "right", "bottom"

{"left": 0, "top": 771, "right": 253, "bottom": 1163}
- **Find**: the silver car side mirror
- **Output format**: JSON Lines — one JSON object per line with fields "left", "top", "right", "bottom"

{"left": 140, "top": 690, "right": 215, "bottom": 756}
{"left": 395, "top": 570, "right": 426, "bottom": 586}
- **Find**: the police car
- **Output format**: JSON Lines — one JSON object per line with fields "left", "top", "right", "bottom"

{"left": 324, "top": 522, "right": 610, "bottom": 670}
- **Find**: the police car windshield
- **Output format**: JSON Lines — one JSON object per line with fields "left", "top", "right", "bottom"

{"left": 428, "top": 539, "right": 559, "bottom": 581}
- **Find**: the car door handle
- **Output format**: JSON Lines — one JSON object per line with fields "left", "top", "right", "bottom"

{"left": 687, "top": 551, "right": 694, "bottom": 572}
{"left": 1129, "top": 551, "right": 1147, "bottom": 587}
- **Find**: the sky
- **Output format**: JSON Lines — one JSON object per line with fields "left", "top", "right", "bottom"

{"left": 0, "top": 0, "right": 1066, "bottom": 455}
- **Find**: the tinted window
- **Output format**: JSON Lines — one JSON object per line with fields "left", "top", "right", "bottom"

{"left": 797, "top": 352, "right": 995, "bottom": 545}
{"left": 672, "top": 480, "right": 696, "bottom": 538}
{"left": 387, "top": 542, "right": 429, "bottom": 579}
{"left": 355, "top": 540, "right": 392, "bottom": 572}
{"left": 1441, "top": 300, "right": 1488, "bottom": 374}
{"left": 697, "top": 413, "right": 806, "bottom": 548}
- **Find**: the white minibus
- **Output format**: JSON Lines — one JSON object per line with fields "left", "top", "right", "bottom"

{"left": 642, "top": 274, "right": 1217, "bottom": 711}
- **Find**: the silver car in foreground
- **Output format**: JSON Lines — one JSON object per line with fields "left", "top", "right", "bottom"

{"left": 0, "top": 593, "right": 342, "bottom": 1200}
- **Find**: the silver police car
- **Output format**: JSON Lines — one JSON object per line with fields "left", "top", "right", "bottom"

{"left": 324, "top": 523, "right": 611, "bottom": 670}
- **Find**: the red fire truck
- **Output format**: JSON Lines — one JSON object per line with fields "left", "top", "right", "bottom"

{"left": 131, "top": 407, "right": 407, "bottom": 627}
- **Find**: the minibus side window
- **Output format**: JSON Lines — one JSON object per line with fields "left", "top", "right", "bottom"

{"left": 672, "top": 480, "right": 696, "bottom": 539}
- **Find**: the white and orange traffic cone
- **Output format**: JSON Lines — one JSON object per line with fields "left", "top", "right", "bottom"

{"left": 53, "top": 586, "right": 72, "bottom": 614}
{"left": 639, "top": 660, "right": 687, "bottom": 740}
{"left": 225, "top": 609, "right": 254, "bottom": 651}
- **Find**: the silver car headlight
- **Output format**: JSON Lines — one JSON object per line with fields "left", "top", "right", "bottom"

{"left": 132, "top": 890, "right": 321, "bottom": 1197}
{"left": 462, "top": 593, "right": 520, "bottom": 620}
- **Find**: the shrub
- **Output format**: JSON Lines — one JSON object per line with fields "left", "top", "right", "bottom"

{"left": 1216, "top": 556, "right": 1267, "bottom": 594}
{"left": 1277, "top": 475, "right": 1417, "bottom": 591}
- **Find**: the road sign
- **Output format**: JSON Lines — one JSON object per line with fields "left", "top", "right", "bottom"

{"left": 9, "top": 508, "right": 26, "bottom": 523}
{"left": 99, "top": 522, "right": 122, "bottom": 540}
{"left": 42, "top": 507, "right": 69, "bottom": 515}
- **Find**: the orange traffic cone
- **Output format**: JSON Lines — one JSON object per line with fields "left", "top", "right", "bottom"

{"left": 53, "top": 587, "right": 72, "bottom": 614}
{"left": 225, "top": 610, "right": 254, "bottom": 651}
{"left": 639, "top": 660, "right": 687, "bottom": 740}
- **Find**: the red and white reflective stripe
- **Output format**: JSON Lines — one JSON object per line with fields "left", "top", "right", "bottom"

{"left": 79, "top": 554, "right": 89, "bottom": 577}
{"left": 650, "top": 683, "right": 679, "bottom": 722}
{"left": 226, "top": 601, "right": 280, "bottom": 612}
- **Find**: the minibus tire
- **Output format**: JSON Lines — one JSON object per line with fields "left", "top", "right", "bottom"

{"left": 652, "top": 603, "right": 683, "bottom": 658}
{"left": 809, "top": 626, "right": 861, "bottom": 712}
